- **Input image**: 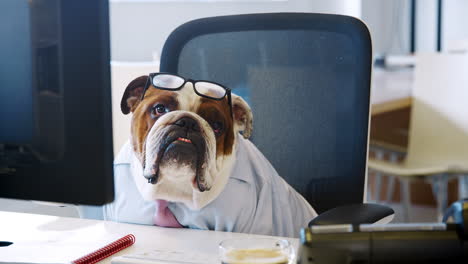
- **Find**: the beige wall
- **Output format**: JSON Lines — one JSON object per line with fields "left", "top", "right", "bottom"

{"left": 110, "top": 61, "right": 159, "bottom": 155}
{"left": 109, "top": 0, "right": 362, "bottom": 61}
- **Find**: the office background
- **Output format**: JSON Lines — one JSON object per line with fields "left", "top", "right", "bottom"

{"left": 1, "top": 0, "right": 467, "bottom": 221}
{"left": 109, "top": 0, "right": 468, "bottom": 62}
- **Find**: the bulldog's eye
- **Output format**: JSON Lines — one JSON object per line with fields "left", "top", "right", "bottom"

{"left": 151, "top": 104, "right": 169, "bottom": 117}
{"left": 211, "top": 121, "right": 224, "bottom": 135}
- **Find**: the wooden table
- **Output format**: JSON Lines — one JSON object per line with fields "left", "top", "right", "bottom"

{"left": 370, "top": 68, "right": 413, "bottom": 116}
{"left": 370, "top": 68, "right": 413, "bottom": 152}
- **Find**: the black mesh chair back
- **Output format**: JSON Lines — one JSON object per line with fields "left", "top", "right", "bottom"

{"left": 160, "top": 13, "right": 372, "bottom": 214}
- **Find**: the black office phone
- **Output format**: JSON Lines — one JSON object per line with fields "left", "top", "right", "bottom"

{"left": 298, "top": 200, "right": 468, "bottom": 264}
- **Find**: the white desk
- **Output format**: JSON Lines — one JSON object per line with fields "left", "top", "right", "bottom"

{"left": 0, "top": 211, "right": 298, "bottom": 264}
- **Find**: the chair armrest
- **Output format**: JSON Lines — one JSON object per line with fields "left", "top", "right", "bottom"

{"left": 308, "top": 203, "right": 394, "bottom": 226}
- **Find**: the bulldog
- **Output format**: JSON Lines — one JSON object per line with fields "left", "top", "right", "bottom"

{"left": 103, "top": 73, "right": 317, "bottom": 237}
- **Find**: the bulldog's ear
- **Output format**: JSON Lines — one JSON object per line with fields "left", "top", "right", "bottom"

{"left": 120, "top": 75, "right": 149, "bottom": 115}
{"left": 232, "top": 94, "right": 253, "bottom": 139}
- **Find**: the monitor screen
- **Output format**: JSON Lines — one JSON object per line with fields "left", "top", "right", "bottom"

{"left": 0, "top": 0, "right": 114, "bottom": 205}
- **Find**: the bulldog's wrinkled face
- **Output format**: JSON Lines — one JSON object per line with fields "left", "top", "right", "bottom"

{"left": 121, "top": 75, "right": 252, "bottom": 209}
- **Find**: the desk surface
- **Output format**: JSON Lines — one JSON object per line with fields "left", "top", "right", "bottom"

{"left": 0, "top": 211, "right": 298, "bottom": 264}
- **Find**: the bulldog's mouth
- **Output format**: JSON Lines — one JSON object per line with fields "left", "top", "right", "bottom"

{"left": 177, "top": 137, "right": 192, "bottom": 144}
{"left": 144, "top": 129, "right": 208, "bottom": 192}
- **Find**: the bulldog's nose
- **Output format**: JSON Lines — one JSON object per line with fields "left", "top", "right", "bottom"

{"left": 174, "top": 117, "right": 200, "bottom": 132}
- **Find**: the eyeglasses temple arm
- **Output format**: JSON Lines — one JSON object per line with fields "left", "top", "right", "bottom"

{"left": 140, "top": 75, "right": 151, "bottom": 101}
{"left": 227, "top": 89, "right": 233, "bottom": 119}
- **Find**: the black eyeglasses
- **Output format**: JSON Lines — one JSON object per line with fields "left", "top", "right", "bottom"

{"left": 141, "top": 73, "right": 232, "bottom": 117}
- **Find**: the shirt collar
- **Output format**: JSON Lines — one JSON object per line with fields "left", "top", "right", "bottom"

{"left": 114, "top": 140, "right": 133, "bottom": 165}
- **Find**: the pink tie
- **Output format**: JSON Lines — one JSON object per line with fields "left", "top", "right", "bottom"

{"left": 153, "top": 199, "right": 183, "bottom": 228}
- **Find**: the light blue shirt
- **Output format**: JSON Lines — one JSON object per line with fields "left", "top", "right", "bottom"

{"left": 102, "top": 136, "right": 317, "bottom": 238}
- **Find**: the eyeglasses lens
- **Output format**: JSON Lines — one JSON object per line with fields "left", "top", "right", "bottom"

{"left": 195, "top": 81, "right": 227, "bottom": 99}
{"left": 152, "top": 74, "right": 185, "bottom": 89}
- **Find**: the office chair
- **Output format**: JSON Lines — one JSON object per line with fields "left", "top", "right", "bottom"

{"left": 368, "top": 53, "right": 468, "bottom": 222}
{"left": 160, "top": 13, "right": 394, "bottom": 225}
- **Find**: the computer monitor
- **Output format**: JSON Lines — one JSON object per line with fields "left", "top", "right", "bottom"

{"left": 0, "top": 0, "right": 114, "bottom": 205}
